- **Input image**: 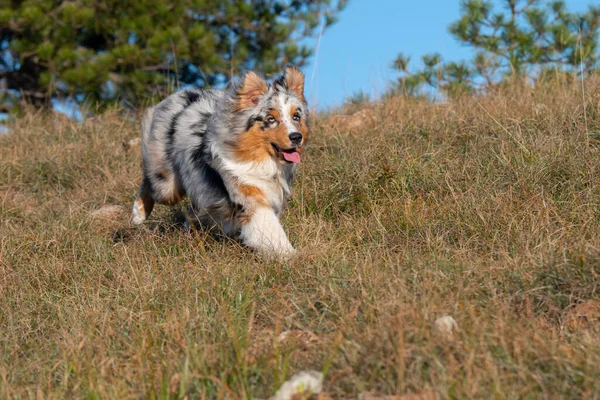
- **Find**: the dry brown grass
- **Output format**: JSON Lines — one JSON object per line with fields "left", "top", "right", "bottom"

{"left": 1, "top": 80, "right": 600, "bottom": 399}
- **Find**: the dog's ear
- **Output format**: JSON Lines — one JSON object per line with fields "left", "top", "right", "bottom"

{"left": 235, "top": 71, "right": 268, "bottom": 111}
{"left": 283, "top": 65, "right": 305, "bottom": 102}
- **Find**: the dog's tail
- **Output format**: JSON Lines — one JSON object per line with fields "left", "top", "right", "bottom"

{"left": 141, "top": 106, "right": 155, "bottom": 142}
{"left": 140, "top": 106, "right": 155, "bottom": 161}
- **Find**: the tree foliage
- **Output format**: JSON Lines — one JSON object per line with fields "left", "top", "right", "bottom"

{"left": 392, "top": 0, "right": 600, "bottom": 98}
{"left": 0, "top": 0, "right": 346, "bottom": 111}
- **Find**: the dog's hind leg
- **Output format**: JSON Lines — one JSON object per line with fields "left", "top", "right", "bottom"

{"left": 131, "top": 177, "right": 155, "bottom": 225}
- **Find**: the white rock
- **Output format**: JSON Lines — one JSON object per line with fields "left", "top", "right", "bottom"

{"left": 270, "top": 370, "right": 323, "bottom": 400}
{"left": 434, "top": 316, "right": 458, "bottom": 339}
{"left": 277, "top": 331, "right": 290, "bottom": 343}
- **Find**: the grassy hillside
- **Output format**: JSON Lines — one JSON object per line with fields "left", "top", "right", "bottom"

{"left": 1, "top": 81, "right": 600, "bottom": 399}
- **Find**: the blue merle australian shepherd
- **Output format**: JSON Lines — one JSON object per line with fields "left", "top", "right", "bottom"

{"left": 131, "top": 66, "right": 308, "bottom": 257}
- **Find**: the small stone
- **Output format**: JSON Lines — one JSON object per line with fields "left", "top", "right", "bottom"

{"left": 434, "top": 315, "right": 459, "bottom": 339}
{"left": 270, "top": 370, "right": 323, "bottom": 400}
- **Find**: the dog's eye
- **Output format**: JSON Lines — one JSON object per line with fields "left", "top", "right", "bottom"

{"left": 292, "top": 112, "right": 301, "bottom": 122}
{"left": 266, "top": 115, "right": 276, "bottom": 124}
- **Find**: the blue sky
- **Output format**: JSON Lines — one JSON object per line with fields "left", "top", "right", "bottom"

{"left": 303, "top": 0, "right": 594, "bottom": 108}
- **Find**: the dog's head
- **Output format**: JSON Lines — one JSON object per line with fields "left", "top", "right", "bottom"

{"left": 228, "top": 65, "right": 309, "bottom": 165}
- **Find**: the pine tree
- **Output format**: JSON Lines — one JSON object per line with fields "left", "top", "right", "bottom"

{"left": 392, "top": 0, "right": 600, "bottom": 98}
{"left": 0, "top": 0, "right": 346, "bottom": 111}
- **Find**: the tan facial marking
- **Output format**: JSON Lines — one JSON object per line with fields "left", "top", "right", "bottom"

{"left": 232, "top": 106, "right": 299, "bottom": 163}
{"left": 270, "top": 109, "right": 281, "bottom": 121}
{"left": 270, "top": 122, "right": 293, "bottom": 151}
{"left": 232, "top": 123, "right": 273, "bottom": 162}
{"left": 297, "top": 120, "right": 309, "bottom": 151}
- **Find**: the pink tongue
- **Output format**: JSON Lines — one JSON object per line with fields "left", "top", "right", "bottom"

{"left": 283, "top": 151, "right": 301, "bottom": 163}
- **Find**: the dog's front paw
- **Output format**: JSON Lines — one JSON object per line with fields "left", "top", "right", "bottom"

{"left": 239, "top": 207, "right": 297, "bottom": 260}
{"left": 252, "top": 236, "right": 296, "bottom": 259}
{"left": 131, "top": 197, "right": 148, "bottom": 225}
{"left": 275, "top": 242, "right": 297, "bottom": 259}
{"left": 131, "top": 209, "right": 146, "bottom": 225}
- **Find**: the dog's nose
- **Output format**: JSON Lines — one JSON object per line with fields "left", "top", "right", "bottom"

{"left": 289, "top": 132, "right": 303, "bottom": 146}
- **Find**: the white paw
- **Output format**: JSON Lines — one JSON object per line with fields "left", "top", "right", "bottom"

{"left": 131, "top": 200, "right": 146, "bottom": 225}
{"left": 239, "top": 207, "right": 296, "bottom": 259}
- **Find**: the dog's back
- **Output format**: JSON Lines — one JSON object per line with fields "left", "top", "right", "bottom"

{"left": 132, "top": 89, "right": 225, "bottom": 224}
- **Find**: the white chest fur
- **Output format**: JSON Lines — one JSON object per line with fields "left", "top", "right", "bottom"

{"left": 221, "top": 157, "right": 288, "bottom": 212}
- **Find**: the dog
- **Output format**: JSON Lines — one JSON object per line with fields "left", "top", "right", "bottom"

{"left": 131, "top": 65, "right": 308, "bottom": 257}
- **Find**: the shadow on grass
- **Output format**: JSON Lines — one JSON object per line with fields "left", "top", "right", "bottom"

{"left": 111, "top": 206, "right": 234, "bottom": 246}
